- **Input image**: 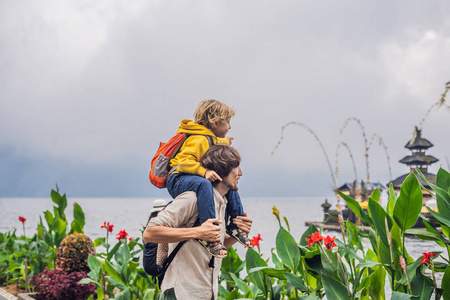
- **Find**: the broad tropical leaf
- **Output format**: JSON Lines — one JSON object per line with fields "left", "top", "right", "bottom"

{"left": 322, "top": 274, "right": 349, "bottom": 300}
{"left": 276, "top": 227, "right": 300, "bottom": 272}
{"left": 393, "top": 173, "right": 422, "bottom": 231}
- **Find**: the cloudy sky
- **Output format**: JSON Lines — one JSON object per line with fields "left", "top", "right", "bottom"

{"left": 1, "top": 1, "right": 449, "bottom": 198}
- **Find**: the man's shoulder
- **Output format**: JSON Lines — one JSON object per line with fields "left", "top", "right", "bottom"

{"left": 148, "top": 192, "right": 198, "bottom": 227}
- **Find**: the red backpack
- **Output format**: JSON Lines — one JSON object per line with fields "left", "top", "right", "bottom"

{"left": 149, "top": 133, "right": 212, "bottom": 188}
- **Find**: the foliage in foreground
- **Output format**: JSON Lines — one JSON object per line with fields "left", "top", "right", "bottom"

{"left": 217, "top": 167, "right": 450, "bottom": 299}
{"left": 1, "top": 168, "right": 450, "bottom": 299}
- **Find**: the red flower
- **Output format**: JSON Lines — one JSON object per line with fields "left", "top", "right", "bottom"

{"left": 101, "top": 222, "right": 114, "bottom": 233}
{"left": 129, "top": 237, "right": 133, "bottom": 242}
{"left": 19, "top": 216, "right": 26, "bottom": 224}
{"left": 116, "top": 229, "right": 128, "bottom": 240}
{"left": 251, "top": 234, "right": 262, "bottom": 247}
{"left": 305, "top": 231, "right": 323, "bottom": 248}
{"left": 420, "top": 252, "right": 436, "bottom": 266}
{"left": 323, "top": 235, "right": 337, "bottom": 251}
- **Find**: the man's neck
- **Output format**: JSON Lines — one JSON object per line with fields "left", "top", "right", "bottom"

{"left": 213, "top": 182, "right": 229, "bottom": 197}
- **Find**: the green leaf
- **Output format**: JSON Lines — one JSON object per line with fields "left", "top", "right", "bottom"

{"left": 271, "top": 248, "right": 283, "bottom": 269}
{"left": 113, "top": 287, "right": 131, "bottom": 300}
{"left": 405, "top": 229, "right": 449, "bottom": 245}
{"left": 88, "top": 254, "right": 102, "bottom": 271}
{"left": 275, "top": 227, "right": 300, "bottom": 272}
{"left": 222, "top": 246, "right": 244, "bottom": 274}
{"left": 319, "top": 246, "right": 340, "bottom": 278}
{"left": 368, "top": 197, "right": 391, "bottom": 247}
{"left": 70, "top": 220, "right": 83, "bottom": 234}
{"left": 338, "top": 191, "right": 373, "bottom": 227}
{"left": 284, "top": 273, "right": 307, "bottom": 291}
{"left": 115, "top": 242, "right": 131, "bottom": 266}
{"left": 230, "top": 273, "right": 252, "bottom": 296}
{"left": 301, "top": 295, "right": 321, "bottom": 300}
{"left": 391, "top": 291, "right": 414, "bottom": 299}
{"left": 142, "top": 289, "right": 156, "bottom": 300}
{"left": 442, "top": 266, "right": 450, "bottom": 300}
{"left": 106, "top": 275, "right": 127, "bottom": 291}
{"left": 107, "top": 241, "right": 122, "bottom": 261}
{"left": 94, "top": 237, "right": 106, "bottom": 248}
{"left": 426, "top": 207, "right": 450, "bottom": 227}
{"left": 435, "top": 168, "right": 450, "bottom": 237}
{"left": 73, "top": 202, "right": 86, "bottom": 226}
{"left": 411, "top": 270, "right": 434, "bottom": 300}
{"left": 105, "top": 260, "right": 123, "bottom": 284}
{"left": 321, "top": 274, "right": 349, "bottom": 300}
{"left": 225, "top": 289, "right": 241, "bottom": 300}
{"left": 356, "top": 260, "right": 382, "bottom": 268}
{"left": 79, "top": 278, "right": 102, "bottom": 289}
{"left": 245, "top": 247, "right": 268, "bottom": 296}
{"left": 43, "top": 210, "right": 54, "bottom": 229}
{"left": 393, "top": 173, "right": 423, "bottom": 231}
{"left": 386, "top": 183, "right": 397, "bottom": 215}
{"left": 249, "top": 266, "right": 287, "bottom": 280}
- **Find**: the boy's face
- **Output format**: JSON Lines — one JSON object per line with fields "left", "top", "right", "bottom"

{"left": 211, "top": 119, "right": 231, "bottom": 138}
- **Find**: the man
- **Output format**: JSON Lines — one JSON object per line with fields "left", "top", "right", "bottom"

{"left": 143, "top": 145, "right": 253, "bottom": 300}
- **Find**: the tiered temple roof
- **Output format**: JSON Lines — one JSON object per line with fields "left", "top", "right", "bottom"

{"left": 388, "top": 127, "right": 437, "bottom": 192}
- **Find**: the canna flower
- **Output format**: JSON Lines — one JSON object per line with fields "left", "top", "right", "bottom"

{"left": 129, "top": 237, "right": 133, "bottom": 242}
{"left": 323, "top": 235, "right": 337, "bottom": 251}
{"left": 251, "top": 234, "right": 262, "bottom": 247}
{"left": 19, "top": 216, "right": 26, "bottom": 224}
{"left": 101, "top": 221, "right": 114, "bottom": 233}
{"left": 116, "top": 229, "right": 128, "bottom": 240}
{"left": 272, "top": 206, "right": 280, "bottom": 217}
{"left": 305, "top": 231, "right": 323, "bottom": 248}
{"left": 420, "top": 252, "right": 436, "bottom": 266}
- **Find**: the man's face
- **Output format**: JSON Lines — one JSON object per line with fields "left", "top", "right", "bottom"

{"left": 222, "top": 166, "right": 242, "bottom": 191}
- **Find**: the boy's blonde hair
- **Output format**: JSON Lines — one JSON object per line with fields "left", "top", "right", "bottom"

{"left": 194, "top": 99, "right": 235, "bottom": 129}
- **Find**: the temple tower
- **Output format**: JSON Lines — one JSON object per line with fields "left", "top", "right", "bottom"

{"left": 389, "top": 127, "right": 438, "bottom": 203}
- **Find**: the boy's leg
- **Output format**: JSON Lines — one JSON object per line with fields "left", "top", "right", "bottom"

{"left": 166, "top": 172, "right": 216, "bottom": 224}
{"left": 225, "top": 191, "right": 250, "bottom": 246}
{"left": 167, "top": 173, "right": 226, "bottom": 258}
{"left": 225, "top": 190, "right": 244, "bottom": 220}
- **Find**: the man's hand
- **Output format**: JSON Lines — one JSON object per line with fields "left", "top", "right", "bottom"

{"left": 232, "top": 212, "right": 252, "bottom": 234}
{"left": 196, "top": 219, "right": 222, "bottom": 242}
{"left": 204, "top": 170, "right": 222, "bottom": 182}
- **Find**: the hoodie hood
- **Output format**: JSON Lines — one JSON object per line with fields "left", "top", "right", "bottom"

{"left": 176, "top": 119, "right": 215, "bottom": 137}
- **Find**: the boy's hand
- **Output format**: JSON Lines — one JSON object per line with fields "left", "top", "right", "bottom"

{"left": 225, "top": 136, "right": 234, "bottom": 145}
{"left": 233, "top": 212, "right": 252, "bottom": 234}
{"left": 205, "top": 170, "right": 222, "bottom": 182}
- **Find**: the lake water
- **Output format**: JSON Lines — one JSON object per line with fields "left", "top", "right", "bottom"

{"left": 0, "top": 196, "right": 444, "bottom": 263}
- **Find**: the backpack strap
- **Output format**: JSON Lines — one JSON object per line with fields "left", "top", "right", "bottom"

{"left": 160, "top": 240, "right": 185, "bottom": 271}
{"left": 168, "top": 134, "right": 214, "bottom": 175}
{"left": 157, "top": 240, "right": 186, "bottom": 284}
{"left": 205, "top": 135, "right": 214, "bottom": 147}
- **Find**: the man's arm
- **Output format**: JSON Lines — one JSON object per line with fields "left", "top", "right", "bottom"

{"left": 143, "top": 218, "right": 223, "bottom": 244}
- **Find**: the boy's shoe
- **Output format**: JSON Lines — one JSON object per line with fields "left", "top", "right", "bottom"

{"left": 197, "top": 239, "right": 227, "bottom": 258}
{"left": 229, "top": 228, "right": 251, "bottom": 247}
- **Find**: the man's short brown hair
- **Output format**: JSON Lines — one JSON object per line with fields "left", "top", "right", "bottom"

{"left": 200, "top": 145, "right": 241, "bottom": 179}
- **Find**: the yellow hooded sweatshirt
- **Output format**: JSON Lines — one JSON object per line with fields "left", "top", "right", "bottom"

{"left": 170, "top": 119, "right": 230, "bottom": 177}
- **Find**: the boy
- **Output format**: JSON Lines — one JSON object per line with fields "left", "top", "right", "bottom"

{"left": 166, "top": 99, "right": 250, "bottom": 258}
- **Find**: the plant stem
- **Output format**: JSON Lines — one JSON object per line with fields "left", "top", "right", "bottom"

{"left": 431, "top": 261, "right": 437, "bottom": 295}
{"left": 338, "top": 253, "right": 351, "bottom": 298}
{"left": 301, "top": 261, "right": 311, "bottom": 295}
